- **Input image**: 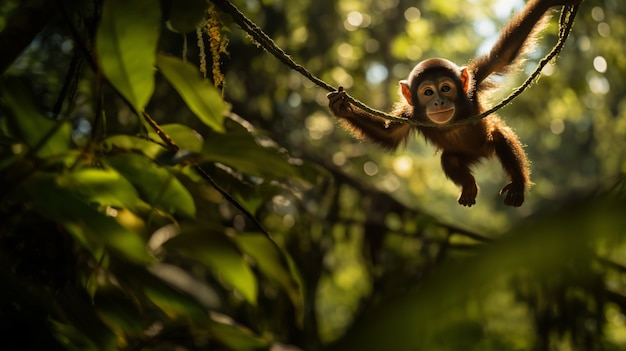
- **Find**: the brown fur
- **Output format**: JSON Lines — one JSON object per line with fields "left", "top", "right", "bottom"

{"left": 328, "top": 0, "right": 581, "bottom": 207}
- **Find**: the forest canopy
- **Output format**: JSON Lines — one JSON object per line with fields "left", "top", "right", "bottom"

{"left": 1, "top": 0, "right": 626, "bottom": 350}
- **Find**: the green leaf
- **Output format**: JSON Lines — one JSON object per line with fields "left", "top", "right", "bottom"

{"left": 156, "top": 54, "right": 226, "bottom": 132}
{"left": 234, "top": 233, "right": 304, "bottom": 321}
{"left": 114, "top": 262, "right": 209, "bottom": 323}
{"left": 149, "top": 263, "right": 221, "bottom": 308}
{"left": 102, "top": 135, "right": 163, "bottom": 159}
{"left": 332, "top": 198, "right": 626, "bottom": 351}
{"left": 165, "top": 227, "right": 258, "bottom": 305}
{"left": 96, "top": 0, "right": 160, "bottom": 112}
{"left": 25, "top": 174, "right": 151, "bottom": 263}
{"left": 56, "top": 287, "right": 117, "bottom": 351}
{"left": 94, "top": 286, "right": 144, "bottom": 337}
{"left": 159, "top": 124, "right": 204, "bottom": 153}
{"left": 0, "top": 78, "right": 71, "bottom": 158}
{"left": 209, "top": 320, "right": 270, "bottom": 351}
{"left": 57, "top": 168, "right": 145, "bottom": 210}
{"left": 104, "top": 153, "right": 196, "bottom": 217}
{"left": 202, "top": 122, "right": 300, "bottom": 179}
{"left": 51, "top": 321, "right": 102, "bottom": 351}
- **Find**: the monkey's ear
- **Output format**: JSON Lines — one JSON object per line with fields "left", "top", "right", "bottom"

{"left": 400, "top": 80, "right": 413, "bottom": 106}
{"left": 460, "top": 67, "right": 471, "bottom": 93}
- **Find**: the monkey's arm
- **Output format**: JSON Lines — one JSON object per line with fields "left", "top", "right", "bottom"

{"left": 327, "top": 90, "right": 412, "bottom": 150}
{"left": 492, "top": 126, "right": 531, "bottom": 207}
{"left": 471, "top": 0, "right": 581, "bottom": 84}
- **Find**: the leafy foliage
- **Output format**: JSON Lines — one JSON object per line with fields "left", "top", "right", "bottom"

{"left": 96, "top": 0, "right": 160, "bottom": 113}
{"left": 156, "top": 54, "right": 226, "bottom": 132}
{"left": 1, "top": 0, "right": 626, "bottom": 351}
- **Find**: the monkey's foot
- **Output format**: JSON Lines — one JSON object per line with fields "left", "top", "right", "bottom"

{"left": 458, "top": 183, "right": 478, "bottom": 207}
{"left": 499, "top": 182, "right": 525, "bottom": 207}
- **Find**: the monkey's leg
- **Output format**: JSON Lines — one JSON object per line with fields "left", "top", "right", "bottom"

{"left": 441, "top": 152, "right": 479, "bottom": 207}
{"left": 493, "top": 128, "right": 530, "bottom": 207}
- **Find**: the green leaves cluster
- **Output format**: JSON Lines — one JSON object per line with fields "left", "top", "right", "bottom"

{"left": 4, "top": 0, "right": 626, "bottom": 350}
{"left": 96, "top": 0, "right": 225, "bottom": 130}
{"left": 0, "top": 0, "right": 311, "bottom": 350}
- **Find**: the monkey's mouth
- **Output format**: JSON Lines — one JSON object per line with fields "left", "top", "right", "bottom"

{"left": 427, "top": 108, "right": 455, "bottom": 124}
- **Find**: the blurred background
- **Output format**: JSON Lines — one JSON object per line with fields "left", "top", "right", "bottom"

{"left": 1, "top": 0, "right": 626, "bottom": 350}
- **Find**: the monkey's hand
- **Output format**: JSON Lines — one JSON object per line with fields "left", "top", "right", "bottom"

{"left": 499, "top": 182, "right": 525, "bottom": 207}
{"left": 327, "top": 87, "right": 358, "bottom": 118}
{"left": 458, "top": 183, "right": 478, "bottom": 207}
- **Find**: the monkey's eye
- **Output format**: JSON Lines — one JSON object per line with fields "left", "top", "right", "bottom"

{"left": 424, "top": 88, "right": 434, "bottom": 96}
{"left": 441, "top": 85, "right": 451, "bottom": 93}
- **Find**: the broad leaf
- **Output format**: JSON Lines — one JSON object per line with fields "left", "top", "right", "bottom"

{"left": 165, "top": 227, "right": 258, "bottom": 305}
{"left": 234, "top": 233, "right": 303, "bottom": 320}
{"left": 156, "top": 54, "right": 226, "bottom": 132}
{"left": 149, "top": 263, "right": 221, "bottom": 308}
{"left": 159, "top": 124, "right": 204, "bottom": 153}
{"left": 57, "top": 168, "right": 145, "bottom": 210}
{"left": 96, "top": 0, "right": 161, "bottom": 112}
{"left": 202, "top": 122, "right": 300, "bottom": 179}
{"left": 25, "top": 174, "right": 151, "bottom": 263}
{"left": 0, "top": 78, "right": 71, "bottom": 158}
{"left": 102, "top": 135, "right": 163, "bottom": 159}
{"left": 332, "top": 198, "right": 626, "bottom": 351}
{"left": 104, "top": 153, "right": 196, "bottom": 217}
{"left": 209, "top": 320, "right": 270, "bottom": 351}
{"left": 94, "top": 286, "right": 144, "bottom": 337}
{"left": 56, "top": 287, "right": 118, "bottom": 351}
{"left": 114, "top": 262, "right": 209, "bottom": 323}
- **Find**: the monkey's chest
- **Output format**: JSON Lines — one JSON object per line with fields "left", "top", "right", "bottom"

{"left": 421, "top": 125, "right": 489, "bottom": 156}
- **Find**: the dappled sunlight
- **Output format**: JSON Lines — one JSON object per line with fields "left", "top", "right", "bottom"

{"left": 305, "top": 112, "right": 335, "bottom": 140}
{"left": 588, "top": 75, "right": 610, "bottom": 95}
{"left": 379, "top": 173, "right": 401, "bottom": 192}
{"left": 392, "top": 155, "right": 414, "bottom": 178}
{"left": 365, "top": 62, "right": 388, "bottom": 84}
{"left": 362, "top": 160, "right": 378, "bottom": 176}
{"left": 330, "top": 66, "right": 354, "bottom": 88}
{"left": 593, "top": 55, "right": 607, "bottom": 73}
{"left": 404, "top": 7, "right": 421, "bottom": 22}
{"left": 332, "top": 151, "right": 347, "bottom": 166}
{"left": 550, "top": 119, "right": 565, "bottom": 135}
{"left": 3, "top": 0, "right": 626, "bottom": 350}
{"left": 344, "top": 11, "right": 372, "bottom": 31}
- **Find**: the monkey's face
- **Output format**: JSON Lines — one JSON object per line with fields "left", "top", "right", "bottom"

{"left": 415, "top": 76, "right": 459, "bottom": 124}
{"left": 400, "top": 60, "right": 471, "bottom": 125}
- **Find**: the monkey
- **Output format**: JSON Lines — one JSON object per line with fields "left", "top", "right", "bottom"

{"left": 327, "top": 0, "right": 582, "bottom": 207}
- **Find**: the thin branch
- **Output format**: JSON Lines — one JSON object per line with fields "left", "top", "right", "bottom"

{"left": 55, "top": 0, "right": 278, "bottom": 250}
{"left": 467, "top": 4, "right": 580, "bottom": 124}
{"left": 314, "top": 155, "right": 493, "bottom": 243}
{"left": 211, "top": 0, "right": 578, "bottom": 126}
{"left": 142, "top": 112, "right": 275, "bottom": 242}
